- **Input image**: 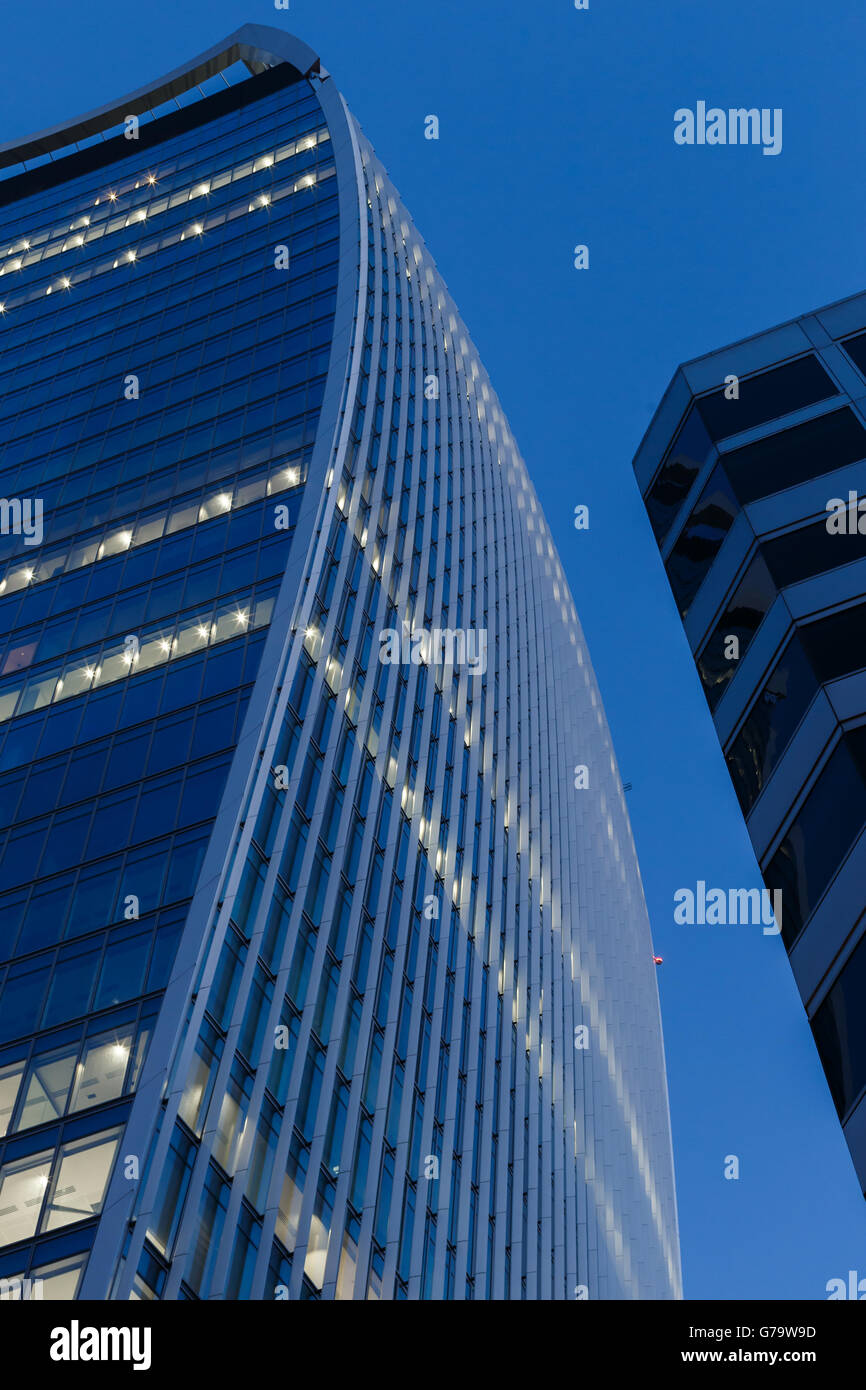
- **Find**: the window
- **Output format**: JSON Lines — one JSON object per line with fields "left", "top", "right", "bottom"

{"left": 697, "top": 556, "right": 776, "bottom": 709}
{"left": 812, "top": 924, "right": 866, "bottom": 1119}
{"left": 694, "top": 355, "right": 836, "bottom": 441}
{"left": 267, "top": 1239, "right": 293, "bottom": 1299}
{"left": 762, "top": 513, "right": 866, "bottom": 590}
{"left": 207, "top": 928, "right": 247, "bottom": 1030}
{"left": 238, "top": 964, "right": 273, "bottom": 1064}
{"left": 30, "top": 1252, "right": 87, "bottom": 1299}
{"left": 246, "top": 1098, "right": 279, "bottom": 1213}
{"left": 41, "top": 942, "right": 100, "bottom": 1028}
{"left": 0, "top": 1148, "right": 53, "bottom": 1246}
{"left": 0, "top": 1125, "right": 121, "bottom": 1249}
{"left": 225, "top": 1205, "right": 261, "bottom": 1299}
{"left": 723, "top": 407, "right": 866, "bottom": 506}
{"left": 266, "top": 1004, "right": 298, "bottom": 1107}
{"left": 296, "top": 1043, "right": 325, "bottom": 1142}
{"left": 841, "top": 330, "right": 866, "bottom": 378}
{"left": 42, "top": 1128, "right": 121, "bottom": 1233}
{"left": 645, "top": 407, "right": 714, "bottom": 544}
{"left": 324, "top": 1078, "right": 349, "bottom": 1176}
{"left": 800, "top": 600, "right": 866, "bottom": 684}
{"left": 179, "top": 1021, "right": 224, "bottom": 1136}
{"left": 0, "top": 960, "right": 50, "bottom": 1044}
{"left": 187, "top": 1163, "right": 229, "bottom": 1297}
{"left": 665, "top": 465, "right": 740, "bottom": 616}
{"left": 18, "top": 1046, "right": 77, "bottom": 1129}
{"left": 213, "top": 1063, "right": 253, "bottom": 1176}
{"left": 765, "top": 730, "right": 866, "bottom": 946}
{"left": 0, "top": 1061, "right": 23, "bottom": 1136}
{"left": 335, "top": 1220, "right": 359, "bottom": 1301}
{"left": 276, "top": 1136, "right": 309, "bottom": 1252}
{"left": 94, "top": 929, "right": 150, "bottom": 1011}
{"left": 0, "top": 1014, "right": 148, "bottom": 1138}
{"left": 727, "top": 605, "right": 866, "bottom": 815}
{"left": 303, "top": 1175, "right": 334, "bottom": 1291}
{"left": 726, "top": 635, "right": 817, "bottom": 815}
{"left": 68, "top": 1030, "right": 134, "bottom": 1113}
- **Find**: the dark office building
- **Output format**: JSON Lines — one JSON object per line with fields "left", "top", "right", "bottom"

{"left": 634, "top": 290, "right": 866, "bottom": 1194}
{"left": 0, "top": 26, "right": 680, "bottom": 1299}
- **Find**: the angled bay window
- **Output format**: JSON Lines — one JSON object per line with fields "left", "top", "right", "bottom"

{"left": 638, "top": 290, "right": 866, "bottom": 1201}
{"left": 694, "top": 355, "right": 837, "bottom": 441}
{"left": 696, "top": 555, "right": 776, "bottom": 709}
{"left": 722, "top": 407, "right": 866, "bottom": 506}
{"left": 644, "top": 407, "right": 715, "bottom": 545}
{"left": 665, "top": 464, "right": 740, "bottom": 616}
{"left": 764, "top": 728, "right": 866, "bottom": 947}
{"left": 0, "top": 1125, "right": 121, "bottom": 1248}
{"left": 727, "top": 602, "right": 866, "bottom": 816}
{"left": 726, "top": 635, "right": 817, "bottom": 815}
{"left": 841, "top": 331, "right": 866, "bottom": 378}
{"left": 812, "top": 923, "right": 866, "bottom": 1119}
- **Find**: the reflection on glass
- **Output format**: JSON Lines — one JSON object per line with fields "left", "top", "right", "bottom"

{"left": 0, "top": 1149, "right": 52, "bottom": 1246}
{"left": 19, "top": 1048, "right": 77, "bottom": 1129}
{"left": 0, "top": 1061, "right": 24, "bottom": 1137}
{"left": 69, "top": 1032, "right": 133, "bottom": 1113}
{"left": 43, "top": 1128, "right": 121, "bottom": 1232}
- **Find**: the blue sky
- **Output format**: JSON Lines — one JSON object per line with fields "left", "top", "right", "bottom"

{"left": 4, "top": 0, "right": 866, "bottom": 1299}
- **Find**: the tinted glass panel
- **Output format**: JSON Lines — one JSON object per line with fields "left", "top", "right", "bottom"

{"left": 695, "top": 355, "right": 837, "bottom": 441}
{"left": 665, "top": 464, "right": 740, "bottom": 615}
{"left": 841, "top": 331, "right": 866, "bottom": 378}
{"left": 723, "top": 409, "right": 866, "bottom": 506}
{"left": 726, "top": 635, "right": 817, "bottom": 815}
{"left": 764, "top": 731, "right": 866, "bottom": 947}
{"left": 697, "top": 555, "right": 776, "bottom": 709}
{"left": 800, "top": 600, "right": 866, "bottom": 684}
{"left": 645, "top": 407, "right": 714, "bottom": 544}
{"left": 762, "top": 512, "right": 866, "bottom": 589}
{"left": 727, "top": 609, "right": 866, "bottom": 819}
{"left": 812, "top": 925, "right": 866, "bottom": 1119}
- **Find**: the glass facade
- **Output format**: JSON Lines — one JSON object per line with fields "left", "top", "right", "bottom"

{"left": 634, "top": 303, "right": 866, "bottom": 1195}
{"left": 0, "top": 25, "right": 681, "bottom": 1300}
{"left": 0, "top": 46, "right": 336, "bottom": 1295}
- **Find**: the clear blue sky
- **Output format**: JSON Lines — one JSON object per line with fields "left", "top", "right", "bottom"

{"left": 4, "top": 0, "right": 866, "bottom": 1299}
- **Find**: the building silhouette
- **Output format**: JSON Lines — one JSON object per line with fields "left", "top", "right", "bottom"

{"left": 635, "top": 289, "right": 866, "bottom": 1197}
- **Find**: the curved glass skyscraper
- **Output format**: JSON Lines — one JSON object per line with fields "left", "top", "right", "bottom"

{"left": 0, "top": 24, "right": 680, "bottom": 1300}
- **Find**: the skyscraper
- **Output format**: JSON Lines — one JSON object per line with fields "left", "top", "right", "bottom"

{"left": 634, "top": 290, "right": 866, "bottom": 1196}
{"left": 0, "top": 24, "right": 680, "bottom": 1300}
